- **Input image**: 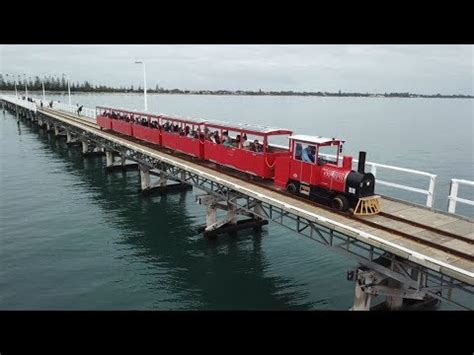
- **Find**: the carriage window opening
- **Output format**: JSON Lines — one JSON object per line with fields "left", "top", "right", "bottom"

{"left": 267, "top": 135, "right": 289, "bottom": 153}
{"left": 221, "top": 130, "right": 240, "bottom": 148}
{"left": 243, "top": 134, "right": 262, "bottom": 152}
{"left": 205, "top": 129, "right": 221, "bottom": 144}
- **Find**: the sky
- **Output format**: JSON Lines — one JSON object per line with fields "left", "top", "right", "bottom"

{"left": 0, "top": 45, "right": 472, "bottom": 95}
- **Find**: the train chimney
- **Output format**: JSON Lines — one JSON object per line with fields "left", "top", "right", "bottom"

{"left": 358, "top": 151, "right": 366, "bottom": 173}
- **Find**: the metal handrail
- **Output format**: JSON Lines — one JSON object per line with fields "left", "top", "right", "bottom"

{"left": 447, "top": 179, "right": 474, "bottom": 213}
{"left": 319, "top": 153, "right": 437, "bottom": 207}
{"left": 0, "top": 95, "right": 37, "bottom": 112}
{"left": 51, "top": 102, "right": 96, "bottom": 120}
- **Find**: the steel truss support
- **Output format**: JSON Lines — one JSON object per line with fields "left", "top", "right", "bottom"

{"left": 138, "top": 165, "right": 190, "bottom": 195}
{"left": 66, "top": 130, "right": 78, "bottom": 144}
{"left": 54, "top": 125, "right": 66, "bottom": 137}
{"left": 351, "top": 267, "right": 424, "bottom": 311}
{"left": 195, "top": 191, "right": 266, "bottom": 237}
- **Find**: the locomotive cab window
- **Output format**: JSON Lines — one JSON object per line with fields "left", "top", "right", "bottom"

{"left": 294, "top": 143, "right": 316, "bottom": 164}
{"left": 318, "top": 144, "right": 339, "bottom": 166}
{"left": 294, "top": 143, "right": 303, "bottom": 160}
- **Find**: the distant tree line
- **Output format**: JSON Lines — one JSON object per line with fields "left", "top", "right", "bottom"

{"left": 0, "top": 74, "right": 472, "bottom": 98}
{"left": 0, "top": 75, "right": 145, "bottom": 93}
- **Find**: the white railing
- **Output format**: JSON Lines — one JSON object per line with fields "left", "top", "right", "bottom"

{"left": 51, "top": 102, "right": 96, "bottom": 121}
{"left": 319, "top": 153, "right": 437, "bottom": 208}
{"left": 1, "top": 95, "right": 37, "bottom": 112}
{"left": 447, "top": 179, "right": 474, "bottom": 214}
{"left": 366, "top": 161, "right": 437, "bottom": 208}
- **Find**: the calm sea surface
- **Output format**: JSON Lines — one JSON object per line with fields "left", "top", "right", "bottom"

{"left": 0, "top": 93, "right": 472, "bottom": 310}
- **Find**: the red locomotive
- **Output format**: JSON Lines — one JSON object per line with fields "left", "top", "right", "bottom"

{"left": 274, "top": 135, "right": 380, "bottom": 214}
{"left": 96, "top": 107, "right": 380, "bottom": 215}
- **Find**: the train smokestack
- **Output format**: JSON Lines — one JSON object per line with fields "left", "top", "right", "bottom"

{"left": 358, "top": 151, "right": 366, "bottom": 173}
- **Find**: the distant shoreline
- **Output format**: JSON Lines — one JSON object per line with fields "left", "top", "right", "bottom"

{"left": 1, "top": 90, "right": 472, "bottom": 99}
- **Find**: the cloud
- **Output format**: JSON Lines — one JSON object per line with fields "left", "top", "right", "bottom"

{"left": 1, "top": 45, "right": 472, "bottom": 94}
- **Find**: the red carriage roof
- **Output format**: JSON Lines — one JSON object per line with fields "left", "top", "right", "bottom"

{"left": 204, "top": 120, "right": 292, "bottom": 136}
{"left": 289, "top": 135, "right": 345, "bottom": 145}
{"left": 97, "top": 106, "right": 292, "bottom": 134}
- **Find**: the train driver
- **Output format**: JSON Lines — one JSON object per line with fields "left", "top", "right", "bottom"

{"left": 302, "top": 145, "right": 316, "bottom": 163}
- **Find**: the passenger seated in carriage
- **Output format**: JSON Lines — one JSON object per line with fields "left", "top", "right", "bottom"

{"left": 241, "top": 134, "right": 250, "bottom": 149}
{"left": 234, "top": 135, "right": 241, "bottom": 147}
{"left": 251, "top": 139, "right": 263, "bottom": 153}
{"left": 211, "top": 131, "right": 220, "bottom": 144}
{"left": 223, "top": 136, "right": 233, "bottom": 147}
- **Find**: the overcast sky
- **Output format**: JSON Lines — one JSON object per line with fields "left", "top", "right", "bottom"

{"left": 1, "top": 45, "right": 472, "bottom": 94}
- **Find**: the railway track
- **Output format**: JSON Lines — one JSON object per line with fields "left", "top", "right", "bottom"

{"left": 42, "top": 109, "right": 474, "bottom": 262}
{"left": 378, "top": 211, "right": 472, "bottom": 244}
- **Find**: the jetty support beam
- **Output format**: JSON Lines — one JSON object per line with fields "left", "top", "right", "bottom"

{"left": 196, "top": 192, "right": 268, "bottom": 238}
{"left": 140, "top": 166, "right": 191, "bottom": 195}
{"left": 105, "top": 150, "right": 138, "bottom": 170}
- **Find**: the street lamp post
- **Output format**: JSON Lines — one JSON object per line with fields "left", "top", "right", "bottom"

{"left": 41, "top": 78, "right": 46, "bottom": 102}
{"left": 23, "top": 74, "right": 28, "bottom": 98}
{"left": 135, "top": 61, "right": 147, "bottom": 111}
{"left": 18, "top": 75, "right": 22, "bottom": 98}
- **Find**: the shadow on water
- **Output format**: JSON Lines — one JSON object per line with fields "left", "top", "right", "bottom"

{"left": 17, "top": 116, "right": 316, "bottom": 310}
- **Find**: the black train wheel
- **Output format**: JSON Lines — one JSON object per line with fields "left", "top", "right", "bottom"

{"left": 286, "top": 183, "right": 297, "bottom": 194}
{"left": 332, "top": 195, "right": 350, "bottom": 212}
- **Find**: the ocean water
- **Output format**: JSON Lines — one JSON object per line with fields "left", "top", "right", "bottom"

{"left": 0, "top": 93, "right": 472, "bottom": 310}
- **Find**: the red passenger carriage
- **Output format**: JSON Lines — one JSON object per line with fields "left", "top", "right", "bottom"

{"left": 96, "top": 107, "right": 206, "bottom": 158}
{"left": 96, "top": 106, "right": 162, "bottom": 145}
{"left": 96, "top": 107, "right": 113, "bottom": 130}
{"left": 203, "top": 121, "right": 292, "bottom": 179}
{"left": 97, "top": 106, "right": 134, "bottom": 137}
{"left": 159, "top": 115, "right": 206, "bottom": 159}
{"left": 133, "top": 117, "right": 161, "bottom": 145}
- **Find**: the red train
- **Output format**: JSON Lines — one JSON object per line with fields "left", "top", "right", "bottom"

{"left": 96, "top": 106, "right": 381, "bottom": 215}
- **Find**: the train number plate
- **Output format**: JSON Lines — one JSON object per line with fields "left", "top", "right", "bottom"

{"left": 299, "top": 185, "right": 310, "bottom": 196}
